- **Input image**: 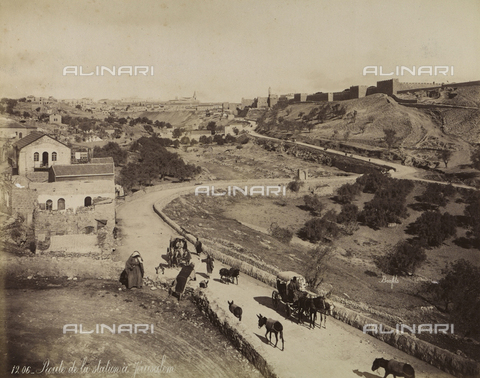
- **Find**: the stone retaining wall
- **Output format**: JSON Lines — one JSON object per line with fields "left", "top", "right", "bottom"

{"left": 332, "top": 304, "right": 479, "bottom": 378}
{"left": 153, "top": 202, "right": 480, "bottom": 378}
{"left": 191, "top": 291, "right": 278, "bottom": 378}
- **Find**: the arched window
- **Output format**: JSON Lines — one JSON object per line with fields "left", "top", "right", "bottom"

{"left": 57, "top": 198, "right": 65, "bottom": 210}
{"left": 19, "top": 132, "right": 23, "bottom": 139}
{"left": 34, "top": 152, "right": 39, "bottom": 161}
{"left": 46, "top": 200, "right": 53, "bottom": 211}
{"left": 52, "top": 152, "right": 57, "bottom": 161}
{"left": 84, "top": 196, "right": 92, "bottom": 207}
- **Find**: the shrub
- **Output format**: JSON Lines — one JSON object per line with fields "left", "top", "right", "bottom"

{"left": 269, "top": 223, "right": 293, "bottom": 244}
{"left": 303, "top": 194, "right": 324, "bottom": 215}
{"left": 287, "top": 180, "right": 304, "bottom": 193}
{"left": 301, "top": 217, "right": 340, "bottom": 243}
{"left": 237, "top": 134, "right": 250, "bottom": 144}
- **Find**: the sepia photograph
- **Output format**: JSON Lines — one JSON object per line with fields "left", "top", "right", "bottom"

{"left": 1, "top": 1, "right": 479, "bottom": 377}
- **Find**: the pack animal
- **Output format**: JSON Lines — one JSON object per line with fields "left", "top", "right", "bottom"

{"left": 228, "top": 300, "right": 242, "bottom": 321}
{"left": 220, "top": 267, "right": 240, "bottom": 284}
{"left": 312, "top": 296, "right": 334, "bottom": 328}
{"left": 199, "top": 280, "right": 209, "bottom": 288}
{"left": 372, "top": 358, "right": 415, "bottom": 378}
{"left": 257, "top": 314, "right": 284, "bottom": 351}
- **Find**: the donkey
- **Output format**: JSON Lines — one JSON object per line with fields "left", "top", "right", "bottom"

{"left": 372, "top": 357, "right": 415, "bottom": 378}
{"left": 312, "top": 296, "right": 334, "bottom": 328}
{"left": 220, "top": 268, "right": 240, "bottom": 284}
{"left": 199, "top": 280, "right": 209, "bottom": 288}
{"left": 228, "top": 300, "right": 242, "bottom": 321}
{"left": 257, "top": 314, "right": 284, "bottom": 351}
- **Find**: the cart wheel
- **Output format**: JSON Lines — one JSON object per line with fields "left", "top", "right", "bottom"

{"left": 286, "top": 304, "right": 292, "bottom": 318}
{"left": 272, "top": 291, "right": 279, "bottom": 309}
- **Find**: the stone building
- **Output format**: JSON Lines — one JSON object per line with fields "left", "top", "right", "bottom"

{"left": 11, "top": 132, "right": 71, "bottom": 175}
{"left": 4, "top": 132, "right": 116, "bottom": 253}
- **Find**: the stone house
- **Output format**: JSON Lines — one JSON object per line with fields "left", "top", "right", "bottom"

{"left": 5, "top": 133, "right": 116, "bottom": 253}
{"left": 12, "top": 132, "right": 71, "bottom": 175}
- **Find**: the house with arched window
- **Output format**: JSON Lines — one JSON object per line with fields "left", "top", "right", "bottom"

{"left": 6, "top": 132, "right": 116, "bottom": 254}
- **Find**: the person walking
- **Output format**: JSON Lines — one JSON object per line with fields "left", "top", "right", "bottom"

{"left": 202, "top": 252, "right": 214, "bottom": 278}
{"left": 195, "top": 237, "right": 203, "bottom": 256}
{"left": 124, "top": 251, "right": 144, "bottom": 289}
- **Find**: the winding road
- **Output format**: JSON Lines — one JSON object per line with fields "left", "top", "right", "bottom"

{"left": 116, "top": 178, "right": 454, "bottom": 378}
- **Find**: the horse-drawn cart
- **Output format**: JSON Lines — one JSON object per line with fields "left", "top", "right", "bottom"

{"left": 272, "top": 271, "right": 308, "bottom": 318}
{"left": 272, "top": 271, "right": 331, "bottom": 327}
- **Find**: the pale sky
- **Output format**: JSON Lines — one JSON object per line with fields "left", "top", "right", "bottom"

{"left": 1, "top": 0, "right": 479, "bottom": 102}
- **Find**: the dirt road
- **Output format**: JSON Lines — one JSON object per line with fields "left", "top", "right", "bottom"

{"left": 116, "top": 182, "right": 454, "bottom": 378}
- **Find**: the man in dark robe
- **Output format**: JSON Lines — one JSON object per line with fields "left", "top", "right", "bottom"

{"left": 195, "top": 237, "right": 203, "bottom": 255}
{"left": 125, "top": 251, "right": 144, "bottom": 289}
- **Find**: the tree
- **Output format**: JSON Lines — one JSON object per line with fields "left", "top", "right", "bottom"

{"left": 303, "top": 245, "right": 334, "bottom": 290}
{"left": 172, "top": 128, "right": 184, "bottom": 139}
{"left": 378, "top": 241, "right": 426, "bottom": 275}
{"left": 93, "top": 142, "right": 127, "bottom": 166}
{"left": 422, "top": 259, "right": 480, "bottom": 336}
{"left": 301, "top": 216, "right": 340, "bottom": 243}
{"left": 417, "top": 183, "right": 456, "bottom": 208}
{"left": 335, "top": 182, "right": 361, "bottom": 204}
{"left": 438, "top": 149, "right": 453, "bottom": 168}
{"left": 383, "top": 128, "right": 398, "bottom": 150}
{"left": 343, "top": 130, "right": 350, "bottom": 142}
{"left": 213, "top": 134, "right": 224, "bottom": 145}
{"left": 232, "top": 127, "right": 239, "bottom": 135}
{"left": 207, "top": 121, "right": 216, "bottom": 135}
{"left": 410, "top": 211, "right": 457, "bottom": 247}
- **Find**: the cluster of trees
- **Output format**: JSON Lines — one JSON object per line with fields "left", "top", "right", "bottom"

{"left": 119, "top": 136, "right": 201, "bottom": 191}
{"left": 355, "top": 172, "right": 414, "bottom": 229}
{"left": 0, "top": 98, "right": 19, "bottom": 115}
{"left": 93, "top": 142, "right": 128, "bottom": 166}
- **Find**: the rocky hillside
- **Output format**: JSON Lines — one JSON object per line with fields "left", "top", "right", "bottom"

{"left": 256, "top": 85, "right": 480, "bottom": 168}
